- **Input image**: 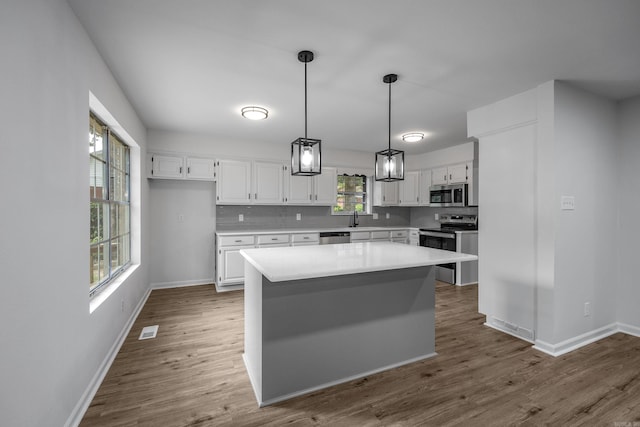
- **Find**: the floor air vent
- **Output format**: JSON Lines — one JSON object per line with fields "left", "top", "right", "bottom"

{"left": 138, "top": 325, "right": 159, "bottom": 340}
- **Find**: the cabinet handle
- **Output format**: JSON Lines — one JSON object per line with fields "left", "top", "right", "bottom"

{"left": 248, "top": 193, "right": 251, "bottom": 199}
{"left": 255, "top": 193, "right": 258, "bottom": 200}
{"left": 179, "top": 167, "right": 183, "bottom": 174}
{"left": 188, "top": 167, "right": 191, "bottom": 174}
{"left": 271, "top": 238, "right": 278, "bottom": 241}
{"left": 309, "top": 194, "right": 312, "bottom": 201}
{"left": 315, "top": 195, "right": 318, "bottom": 200}
{"left": 303, "top": 237, "right": 309, "bottom": 240}
{"left": 235, "top": 240, "right": 242, "bottom": 243}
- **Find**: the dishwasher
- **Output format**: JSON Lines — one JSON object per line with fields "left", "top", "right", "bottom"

{"left": 319, "top": 231, "right": 351, "bottom": 245}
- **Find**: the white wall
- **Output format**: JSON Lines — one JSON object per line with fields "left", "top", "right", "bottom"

{"left": 617, "top": 95, "right": 640, "bottom": 331}
{"left": 552, "top": 82, "right": 618, "bottom": 343}
{"left": 149, "top": 180, "right": 216, "bottom": 286}
{"left": 0, "top": 1, "right": 149, "bottom": 426}
{"left": 468, "top": 80, "right": 623, "bottom": 354}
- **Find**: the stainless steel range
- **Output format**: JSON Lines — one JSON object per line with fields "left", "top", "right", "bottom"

{"left": 419, "top": 214, "right": 478, "bottom": 285}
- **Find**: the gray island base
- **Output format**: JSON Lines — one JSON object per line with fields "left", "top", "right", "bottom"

{"left": 240, "top": 242, "right": 477, "bottom": 406}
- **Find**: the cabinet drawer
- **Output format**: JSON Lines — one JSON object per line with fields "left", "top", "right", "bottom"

{"left": 370, "top": 231, "right": 390, "bottom": 240}
{"left": 292, "top": 233, "right": 319, "bottom": 243}
{"left": 391, "top": 230, "right": 408, "bottom": 238}
{"left": 219, "top": 235, "right": 255, "bottom": 246}
{"left": 350, "top": 231, "right": 370, "bottom": 241}
{"left": 256, "top": 234, "right": 290, "bottom": 245}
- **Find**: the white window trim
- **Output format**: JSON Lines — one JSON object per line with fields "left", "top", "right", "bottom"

{"left": 89, "top": 92, "right": 141, "bottom": 311}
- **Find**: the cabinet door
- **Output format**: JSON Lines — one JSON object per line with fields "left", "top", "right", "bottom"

{"left": 150, "top": 154, "right": 184, "bottom": 179}
{"left": 431, "top": 166, "right": 448, "bottom": 185}
{"left": 287, "top": 174, "right": 313, "bottom": 204}
{"left": 253, "top": 161, "right": 283, "bottom": 204}
{"left": 448, "top": 163, "right": 469, "bottom": 184}
{"left": 399, "top": 171, "right": 419, "bottom": 205}
{"left": 217, "top": 246, "right": 252, "bottom": 285}
{"left": 419, "top": 169, "right": 432, "bottom": 206}
{"left": 373, "top": 181, "right": 398, "bottom": 206}
{"left": 186, "top": 157, "right": 215, "bottom": 181}
{"left": 216, "top": 159, "right": 251, "bottom": 204}
{"left": 313, "top": 167, "right": 337, "bottom": 205}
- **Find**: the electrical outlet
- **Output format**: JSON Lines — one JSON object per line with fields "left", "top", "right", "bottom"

{"left": 584, "top": 302, "right": 591, "bottom": 317}
{"left": 177, "top": 214, "right": 184, "bottom": 223}
{"left": 296, "top": 213, "right": 301, "bottom": 221}
{"left": 373, "top": 213, "right": 379, "bottom": 220}
{"left": 238, "top": 214, "right": 244, "bottom": 222}
{"left": 386, "top": 213, "right": 390, "bottom": 219}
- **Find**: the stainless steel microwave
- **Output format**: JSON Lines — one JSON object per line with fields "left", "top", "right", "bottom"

{"left": 429, "top": 184, "right": 468, "bottom": 207}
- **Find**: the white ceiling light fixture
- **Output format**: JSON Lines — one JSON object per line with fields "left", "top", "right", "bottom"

{"left": 375, "top": 73, "right": 404, "bottom": 182}
{"left": 402, "top": 132, "right": 424, "bottom": 143}
{"left": 241, "top": 106, "right": 268, "bottom": 120}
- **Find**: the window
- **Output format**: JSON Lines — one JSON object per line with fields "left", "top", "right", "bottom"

{"left": 334, "top": 174, "right": 367, "bottom": 214}
{"left": 89, "top": 112, "right": 131, "bottom": 297}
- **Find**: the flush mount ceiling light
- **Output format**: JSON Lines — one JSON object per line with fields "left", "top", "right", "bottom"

{"left": 375, "top": 74, "right": 404, "bottom": 182}
{"left": 291, "top": 50, "right": 321, "bottom": 176}
{"left": 402, "top": 132, "right": 424, "bottom": 143}
{"left": 241, "top": 106, "right": 268, "bottom": 120}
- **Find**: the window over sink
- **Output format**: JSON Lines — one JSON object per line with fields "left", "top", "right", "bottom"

{"left": 333, "top": 174, "right": 370, "bottom": 215}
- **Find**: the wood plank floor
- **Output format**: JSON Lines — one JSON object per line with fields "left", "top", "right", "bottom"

{"left": 81, "top": 282, "right": 640, "bottom": 426}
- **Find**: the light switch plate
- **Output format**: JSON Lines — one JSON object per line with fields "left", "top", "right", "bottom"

{"left": 561, "top": 196, "right": 575, "bottom": 210}
{"left": 296, "top": 213, "right": 301, "bottom": 221}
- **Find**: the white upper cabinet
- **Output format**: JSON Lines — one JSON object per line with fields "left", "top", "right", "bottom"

{"left": 148, "top": 153, "right": 215, "bottom": 181}
{"left": 313, "top": 167, "right": 337, "bottom": 205}
{"left": 398, "top": 171, "right": 420, "bottom": 206}
{"left": 373, "top": 181, "right": 399, "bottom": 206}
{"left": 285, "top": 166, "right": 336, "bottom": 206}
{"left": 252, "top": 161, "right": 283, "bottom": 204}
{"left": 431, "top": 166, "right": 449, "bottom": 185}
{"left": 287, "top": 174, "right": 313, "bottom": 204}
{"left": 419, "top": 169, "right": 432, "bottom": 206}
{"left": 186, "top": 157, "right": 216, "bottom": 180}
{"left": 149, "top": 154, "right": 185, "bottom": 179}
{"left": 431, "top": 162, "right": 470, "bottom": 185}
{"left": 216, "top": 159, "right": 252, "bottom": 204}
{"left": 448, "top": 163, "right": 469, "bottom": 184}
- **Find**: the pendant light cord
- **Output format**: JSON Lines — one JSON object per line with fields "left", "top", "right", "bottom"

{"left": 304, "top": 61, "right": 308, "bottom": 140}
{"left": 388, "top": 79, "right": 391, "bottom": 152}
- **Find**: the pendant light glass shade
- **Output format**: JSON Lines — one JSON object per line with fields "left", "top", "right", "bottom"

{"left": 291, "top": 50, "right": 322, "bottom": 176}
{"left": 375, "top": 73, "right": 404, "bottom": 182}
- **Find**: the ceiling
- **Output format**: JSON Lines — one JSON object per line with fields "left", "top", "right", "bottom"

{"left": 68, "top": 0, "right": 640, "bottom": 155}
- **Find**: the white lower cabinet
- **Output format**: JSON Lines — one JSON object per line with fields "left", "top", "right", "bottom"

{"left": 390, "top": 229, "right": 408, "bottom": 243}
{"left": 216, "top": 228, "right": 409, "bottom": 291}
{"left": 291, "top": 233, "right": 320, "bottom": 246}
{"left": 216, "top": 235, "right": 255, "bottom": 289}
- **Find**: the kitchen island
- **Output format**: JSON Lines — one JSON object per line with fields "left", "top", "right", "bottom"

{"left": 240, "top": 241, "right": 477, "bottom": 406}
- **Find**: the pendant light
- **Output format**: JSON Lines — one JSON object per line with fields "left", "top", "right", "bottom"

{"left": 291, "top": 50, "right": 322, "bottom": 176}
{"left": 375, "top": 73, "right": 404, "bottom": 182}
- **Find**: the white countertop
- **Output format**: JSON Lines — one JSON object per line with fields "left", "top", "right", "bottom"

{"left": 217, "top": 226, "right": 413, "bottom": 236}
{"left": 240, "top": 241, "right": 478, "bottom": 282}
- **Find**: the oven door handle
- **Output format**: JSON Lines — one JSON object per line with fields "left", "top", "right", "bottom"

{"left": 420, "top": 231, "right": 456, "bottom": 239}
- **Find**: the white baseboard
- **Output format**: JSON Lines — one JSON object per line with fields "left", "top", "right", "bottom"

{"left": 150, "top": 278, "right": 214, "bottom": 289}
{"left": 65, "top": 287, "right": 152, "bottom": 427}
{"left": 532, "top": 323, "right": 619, "bottom": 357}
{"left": 618, "top": 322, "right": 640, "bottom": 338}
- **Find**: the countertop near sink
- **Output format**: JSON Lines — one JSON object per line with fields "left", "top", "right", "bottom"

{"left": 216, "top": 226, "right": 414, "bottom": 236}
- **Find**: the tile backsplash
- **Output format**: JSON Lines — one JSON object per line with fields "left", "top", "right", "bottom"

{"left": 216, "top": 205, "right": 410, "bottom": 231}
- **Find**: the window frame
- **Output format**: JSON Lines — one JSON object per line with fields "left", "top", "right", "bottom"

{"left": 89, "top": 112, "right": 131, "bottom": 297}
{"left": 333, "top": 173, "right": 371, "bottom": 215}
